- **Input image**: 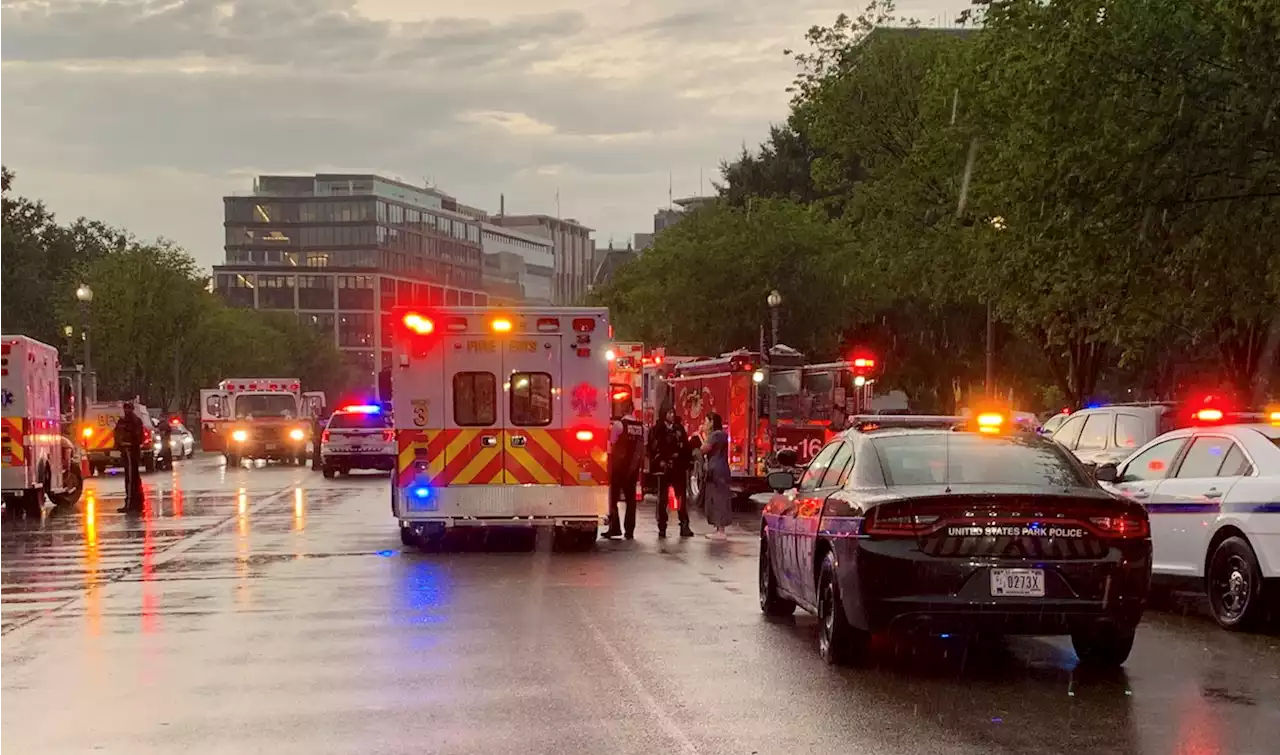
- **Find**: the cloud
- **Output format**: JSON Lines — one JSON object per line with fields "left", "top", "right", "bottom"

{"left": 1, "top": 0, "right": 962, "bottom": 269}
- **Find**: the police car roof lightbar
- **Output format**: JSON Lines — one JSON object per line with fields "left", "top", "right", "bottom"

{"left": 341, "top": 405, "right": 381, "bottom": 414}
{"left": 849, "top": 414, "right": 967, "bottom": 431}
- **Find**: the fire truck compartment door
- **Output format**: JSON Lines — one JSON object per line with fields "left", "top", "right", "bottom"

{"left": 502, "top": 335, "right": 561, "bottom": 485}
{"left": 444, "top": 335, "right": 505, "bottom": 485}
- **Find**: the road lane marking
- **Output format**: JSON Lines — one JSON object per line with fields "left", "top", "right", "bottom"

{"left": 579, "top": 607, "right": 700, "bottom": 755}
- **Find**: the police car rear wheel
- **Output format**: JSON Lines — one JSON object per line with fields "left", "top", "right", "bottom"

{"left": 1071, "top": 623, "right": 1136, "bottom": 667}
{"left": 1207, "top": 536, "right": 1264, "bottom": 630}
{"left": 817, "top": 551, "right": 868, "bottom": 665}
{"left": 759, "top": 536, "right": 796, "bottom": 617}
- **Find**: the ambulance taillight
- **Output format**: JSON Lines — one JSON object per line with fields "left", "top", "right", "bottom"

{"left": 402, "top": 312, "right": 437, "bottom": 359}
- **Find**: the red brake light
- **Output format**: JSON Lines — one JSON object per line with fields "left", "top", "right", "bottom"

{"left": 321, "top": 430, "right": 331, "bottom": 444}
{"left": 864, "top": 507, "right": 938, "bottom": 537}
{"left": 572, "top": 317, "right": 596, "bottom": 333}
{"left": 612, "top": 390, "right": 630, "bottom": 401}
{"left": 1089, "top": 515, "right": 1149, "bottom": 539}
{"left": 403, "top": 313, "right": 435, "bottom": 334}
{"left": 575, "top": 430, "right": 595, "bottom": 442}
{"left": 382, "top": 429, "right": 394, "bottom": 443}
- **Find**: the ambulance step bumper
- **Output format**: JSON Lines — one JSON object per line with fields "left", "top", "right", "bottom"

{"left": 399, "top": 516, "right": 605, "bottom": 529}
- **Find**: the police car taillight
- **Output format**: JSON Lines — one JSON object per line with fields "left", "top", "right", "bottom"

{"left": 1088, "top": 514, "right": 1149, "bottom": 539}
{"left": 321, "top": 430, "right": 331, "bottom": 444}
{"left": 382, "top": 429, "right": 395, "bottom": 443}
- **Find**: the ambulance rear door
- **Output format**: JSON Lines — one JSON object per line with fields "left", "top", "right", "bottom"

{"left": 502, "top": 330, "right": 561, "bottom": 485}
{"left": 443, "top": 331, "right": 504, "bottom": 485}
{"left": 200, "top": 388, "right": 228, "bottom": 452}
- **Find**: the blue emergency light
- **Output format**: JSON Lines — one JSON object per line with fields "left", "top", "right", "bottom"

{"left": 342, "top": 404, "right": 381, "bottom": 414}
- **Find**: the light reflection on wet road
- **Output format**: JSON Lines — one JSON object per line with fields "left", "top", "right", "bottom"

{"left": 3, "top": 455, "right": 1278, "bottom": 755}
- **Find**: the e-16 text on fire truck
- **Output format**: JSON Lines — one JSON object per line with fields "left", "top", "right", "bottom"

{"left": 200, "top": 378, "right": 327, "bottom": 465}
{"left": 2, "top": 335, "right": 84, "bottom": 517}
{"left": 390, "top": 307, "right": 611, "bottom": 550}
{"left": 657, "top": 346, "right": 879, "bottom": 498}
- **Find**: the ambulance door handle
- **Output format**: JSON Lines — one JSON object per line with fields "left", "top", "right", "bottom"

{"left": 509, "top": 435, "right": 527, "bottom": 448}
{"left": 480, "top": 435, "right": 499, "bottom": 448}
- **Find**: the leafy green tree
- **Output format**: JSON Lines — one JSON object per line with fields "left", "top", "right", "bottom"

{"left": 596, "top": 199, "right": 855, "bottom": 359}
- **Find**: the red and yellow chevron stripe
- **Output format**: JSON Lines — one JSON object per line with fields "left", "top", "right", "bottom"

{"left": 1, "top": 417, "right": 25, "bottom": 467}
{"left": 397, "top": 428, "right": 607, "bottom": 488}
{"left": 81, "top": 414, "right": 119, "bottom": 451}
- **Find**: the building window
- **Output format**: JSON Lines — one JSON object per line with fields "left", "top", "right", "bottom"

{"left": 341, "top": 349, "right": 376, "bottom": 377}
{"left": 216, "top": 272, "right": 256, "bottom": 308}
{"left": 258, "top": 274, "right": 295, "bottom": 309}
{"left": 337, "top": 275, "right": 375, "bottom": 309}
{"left": 299, "top": 312, "right": 335, "bottom": 338}
{"left": 445, "top": 288, "right": 460, "bottom": 306}
{"left": 338, "top": 312, "right": 374, "bottom": 347}
{"left": 297, "top": 274, "right": 334, "bottom": 309}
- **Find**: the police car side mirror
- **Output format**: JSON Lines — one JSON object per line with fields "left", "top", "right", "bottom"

{"left": 767, "top": 471, "right": 795, "bottom": 492}
{"left": 1094, "top": 462, "right": 1119, "bottom": 483}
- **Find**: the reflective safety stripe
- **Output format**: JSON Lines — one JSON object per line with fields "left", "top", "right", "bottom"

{"left": 1, "top": 417, "right": 25, "bottom": 467}
{"left": 397, "top": 428, "right": 607, "bottom": 488}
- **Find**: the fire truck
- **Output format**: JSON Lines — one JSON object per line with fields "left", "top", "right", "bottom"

{"left": 608, "top": 341, "right": 644, "bottom": 418}
{"left": 199, "top": 378, "right": 326, "bottom": 465}
{"left": 2, "top": 336, "right": 83, "bottom": 517}
{"left": 390, "top": 307, "right": 611, "bottom": 550}
{"left": 663, "top": 347, "right": 860, "bottom": 498}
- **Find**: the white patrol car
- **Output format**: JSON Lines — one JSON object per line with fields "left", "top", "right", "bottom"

{"left": 320, "top": 404, "right": 395, "bottom": 477}
{"left": 390, "top": 307, "right": 611, "bottom": 550}
{"left": 1096, "top": 420, "right": 1280, "bottom": 629}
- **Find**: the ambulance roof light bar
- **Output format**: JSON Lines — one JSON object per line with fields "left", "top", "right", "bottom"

{"left": 403, "top": 312, "right": 435, "bottom": 335}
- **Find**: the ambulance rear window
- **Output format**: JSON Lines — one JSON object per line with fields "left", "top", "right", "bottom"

{"left": 510, "top": 372, "right": 553, "bottom": 426}
{"left": 454, "top": 372, "right": 497, "bottom": 426}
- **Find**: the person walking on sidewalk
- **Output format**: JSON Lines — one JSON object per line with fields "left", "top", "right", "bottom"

{"left": 700, "top": 412, "right": 733, "bottom": 540}
{"left": 647, "top": 409, "right": 693, "bottom": 538}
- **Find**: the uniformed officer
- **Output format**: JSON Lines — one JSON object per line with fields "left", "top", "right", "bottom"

{"left": 647, "top": 408, "right": 694, "bottom": 538}
{"left": 113, "top": 402, "right": 146, "bottom": 513}
{"left": 605, "top": 397, "right": 645, "bottom": 540}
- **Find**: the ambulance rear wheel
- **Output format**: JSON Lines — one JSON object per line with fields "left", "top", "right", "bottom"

{"left": 46, "top": 465, "right": 83, "bottom": 508}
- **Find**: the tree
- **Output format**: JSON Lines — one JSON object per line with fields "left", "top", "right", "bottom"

{"left": 717, "top": 125, "right": 827, "bottom": 209}
{"left": 595, "top": 199, "right": 856, "bottom": 359}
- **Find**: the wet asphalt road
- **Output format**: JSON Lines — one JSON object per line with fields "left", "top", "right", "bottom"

{"left": 3, "top": 456, "right": 1278, "bottom": 755}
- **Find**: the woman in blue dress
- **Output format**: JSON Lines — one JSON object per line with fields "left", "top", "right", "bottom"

{"left": 700, "top": 412, "right": 732, "bottom": 540}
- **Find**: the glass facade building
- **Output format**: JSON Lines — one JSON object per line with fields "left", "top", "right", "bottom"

{"left": 213, "top": 174, "right": 489, "bottom": 386}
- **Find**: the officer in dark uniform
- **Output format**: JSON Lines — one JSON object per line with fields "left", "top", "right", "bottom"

{"left": 113, "top": 402, "right": 146, "bottom": 513}
{"left": 647, "top": 408, "right": 694, "bottom": 538}
{"left": 605, "top": 397, "right": 645, "bottom": 540}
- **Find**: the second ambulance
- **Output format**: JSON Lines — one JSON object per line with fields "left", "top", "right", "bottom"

{"left": 391, "top": 307, "right": 611, "bottom": 549}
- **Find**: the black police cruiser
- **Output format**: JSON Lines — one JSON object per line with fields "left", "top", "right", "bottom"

{"left": 759, "top": 412, "right": 1152, "bottom": 667}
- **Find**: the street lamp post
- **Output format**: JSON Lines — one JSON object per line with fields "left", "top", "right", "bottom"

{"left": 985, "top": 218, "right": 1005, "bottom": 398}
{"left": 75, "top": 284, "right": 94, "bottom": 403}
{"left": 765, "top": 290, "right": 782, "bottom": 462}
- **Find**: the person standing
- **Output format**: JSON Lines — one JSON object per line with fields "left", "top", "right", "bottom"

{"left": 113, "top": 402, "right": 146, "bottom": 514}
{"left": 647, "top": 409, "right": 693, "bottom": 538}
{"left": 700, "top": 412, "right": 733, "bottom": 540}
{"left": 604, "top": 398, "right": 645, "bottom": 540}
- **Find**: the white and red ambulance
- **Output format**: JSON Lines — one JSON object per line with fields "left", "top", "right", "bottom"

{"left": 2, "top": 335, "right": 82, "bottom": 517}
{"left": 199, "top": 378, "right": 326, "bottom": 464}
{"left": 390, "top": 307, "right": 611, "bottom": 549}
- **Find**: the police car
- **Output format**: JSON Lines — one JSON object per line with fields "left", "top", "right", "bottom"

{"left": 760, "top": 412, "right": 1152, "bottom": 667}
{"left": 1096, "top": 416, "right": 1280, "bottom": 629}
{"left": 320, "top": 404, "right": 394, "bottom": 478}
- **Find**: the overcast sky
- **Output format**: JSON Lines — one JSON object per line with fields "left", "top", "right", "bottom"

{"left": 2, "top": 0, "right": 964, "bottom": 271}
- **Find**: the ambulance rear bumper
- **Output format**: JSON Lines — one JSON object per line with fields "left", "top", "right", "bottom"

{"left": 396, "top": 484, "right": 608, "bottom": 526}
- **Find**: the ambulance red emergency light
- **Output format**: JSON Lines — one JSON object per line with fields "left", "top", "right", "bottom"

{"left": 2, "top": 335, "right": 83, "bottom": 517}
{"left": 607, "top": 341, "right": 644, "bottom": 420}
{"left": 199, "top": 378, "right": 326, "bottom": 458}
{"left": 390, "top": 307, "right": 611, "bottom": 550}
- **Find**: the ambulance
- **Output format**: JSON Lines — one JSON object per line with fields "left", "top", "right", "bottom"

{"left": 80, "top": 400, "right": 162, "bottom": 475}
{"left": 390, "top": 307, "right": 611, "bottom": 550}
{"left": 199, "top": 378, "right": 326, "bottom": 465}
{"left": 2, "top": 336, "right": 83, "bottom": 517}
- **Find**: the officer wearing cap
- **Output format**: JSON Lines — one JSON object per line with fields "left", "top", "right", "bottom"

{"left": 605, "top": 397, "right": 645, "bottom": 539}
{"left": 113, "top": 401, "right": 146, "bottom": 513}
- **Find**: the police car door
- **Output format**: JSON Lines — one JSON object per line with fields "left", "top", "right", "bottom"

{"left": 444, "top": 331, "right": 504, "bottom": 489}
{"left": 1110, "top": 435, "right": 1188, "bottom": 574}
{"left": 503, "top": 329, "right": 561, "bottom": 488}
{"left": 792, "top": 441, "right": 854, "bottom": 606}
{"left": 1152, "top": 434, "right": 1247, "bottom": 576}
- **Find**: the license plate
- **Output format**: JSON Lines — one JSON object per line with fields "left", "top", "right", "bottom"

{"left": 109, "top": 451, "right": 121, "bottom": 459}
{"left": 265, "top": 443, "right": 277, "bottom": 451}
{"left": 990, "top": 568, "right": 1045, "bottom": 597}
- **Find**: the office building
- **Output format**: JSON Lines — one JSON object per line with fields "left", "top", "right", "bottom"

{"left": 490, "top": 215, "right": 594, "bottom": 305}
{"left": 482, "top": 223, "right": 555, "bottom": 305}
{"left": 213, "top": 173, "right": 489, "bottom": 380}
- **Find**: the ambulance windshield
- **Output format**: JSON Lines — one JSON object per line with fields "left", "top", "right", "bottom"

{"left": 234, "top": 393, "right": 297, "bottom": 420}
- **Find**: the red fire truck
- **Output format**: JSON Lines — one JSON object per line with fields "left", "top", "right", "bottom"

{"left": 663, "top": 348, "right": 860, "bottom": 497}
